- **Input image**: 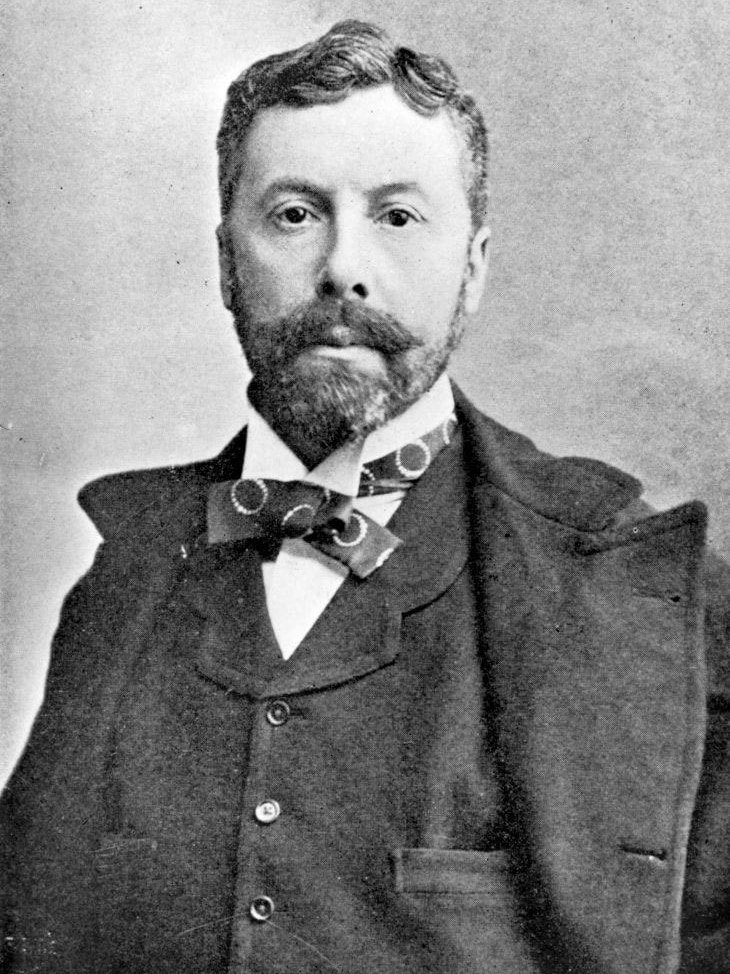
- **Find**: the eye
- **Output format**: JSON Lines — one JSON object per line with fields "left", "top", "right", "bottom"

{"left": 272, "top": 204, "right": 317, "bottom": 228}
{"left": 379, "top": 208, "right": 418, "bottom": 228}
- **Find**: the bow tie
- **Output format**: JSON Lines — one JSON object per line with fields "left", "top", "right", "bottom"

{"left": 207, "top": 412, "right": 457, "bottom": 578}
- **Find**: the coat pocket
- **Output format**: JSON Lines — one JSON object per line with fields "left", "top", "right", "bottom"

{"left": 390, "top": 849, "right": 540, "bottom": 972}
{"left": 92, "top": 834, "right": 169, "bottom": 969}
{"left": 392, "top": 848, "right": 515, "bottom": 897}
{"left": 92, "top": 833, "right": 166, "bottom": 921}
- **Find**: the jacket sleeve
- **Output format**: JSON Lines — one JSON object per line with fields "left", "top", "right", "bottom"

{"left": 679, "top": 551, "right": 730, "bottom": 973}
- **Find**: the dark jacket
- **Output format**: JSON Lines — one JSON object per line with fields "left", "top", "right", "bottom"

{"left": 2, "top": 388, "right": 728, "bottom": 973}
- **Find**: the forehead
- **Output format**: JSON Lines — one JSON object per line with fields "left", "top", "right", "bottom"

{"left": 236, "top": 85, "right": 469, "bottom": 204}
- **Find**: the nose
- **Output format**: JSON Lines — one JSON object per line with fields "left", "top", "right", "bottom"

{"left": 316, "top": 218, "right": 370, "bottom": 301}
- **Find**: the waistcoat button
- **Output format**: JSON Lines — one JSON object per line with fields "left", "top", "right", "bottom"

{"left": 254, "top": 800, "right": 281, "bottom": 824}
{"left": 250, "top": 895, "right": 275, "bottom": 922}
{"left": 266, "top": 700, "right": 290, "bottom": 726}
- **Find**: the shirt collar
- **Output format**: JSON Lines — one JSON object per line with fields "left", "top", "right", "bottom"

{"left": 242, "top": 372, "right": 455, "bottom": 497}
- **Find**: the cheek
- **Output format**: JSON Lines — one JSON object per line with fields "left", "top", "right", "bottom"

{"left": 234, "top": 241, "right": 316, "bottom": 318}
{"left": 394, "top": 236, "right": 466, "bottom": 290}
{"left": 392, "top": 250, "right": 466, "bottom": 323}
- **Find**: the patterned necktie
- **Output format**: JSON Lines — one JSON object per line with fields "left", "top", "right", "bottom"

{"left": 207, "top": 413, "right": 457, "bottom": 578}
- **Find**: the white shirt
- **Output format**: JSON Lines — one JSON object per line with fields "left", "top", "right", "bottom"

{"left": 241, "top": 373, "right": 456, "bottom": 658}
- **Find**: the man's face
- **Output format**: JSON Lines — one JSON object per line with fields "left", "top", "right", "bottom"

{"left": 218, "top": 84, "right": 489, "bottom": 451}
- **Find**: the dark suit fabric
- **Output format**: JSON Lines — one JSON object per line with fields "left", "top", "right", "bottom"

{"left": 2, "top": 389, "right": 728, "bottom": 973}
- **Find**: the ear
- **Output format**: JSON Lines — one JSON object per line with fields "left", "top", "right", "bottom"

{"left": 216, "top": 224, "right": 234, "bottom": 311}
{"left": 462, "top": 224, "right": 490, "bottom": 315}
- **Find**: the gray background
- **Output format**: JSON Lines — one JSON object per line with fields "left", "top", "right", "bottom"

{"left": 1, "top": 0, "right": 728, "bottom": 786}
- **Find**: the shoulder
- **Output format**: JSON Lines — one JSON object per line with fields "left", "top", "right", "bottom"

{"left": 452, "top": 384, "right": 644, "bottom": 531}
{"left": 454, "top": 384, "right": 730, "bottom": 685}
{"left": 78, "top": 427, "right": 248, "bottom": 543}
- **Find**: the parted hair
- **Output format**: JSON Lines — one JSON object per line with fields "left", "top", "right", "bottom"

{"left": 217, "top": 20, "right": 489, "bottom": 230}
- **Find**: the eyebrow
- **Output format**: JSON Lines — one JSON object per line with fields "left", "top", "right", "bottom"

{"left": 260, "top": 178, "right": 428, "bottom": 205}
{"left": 261, "top": 179, "right": 329, "bottom": 206}
{"left": 371, "top": 181, "right": 425, "bottom": 198}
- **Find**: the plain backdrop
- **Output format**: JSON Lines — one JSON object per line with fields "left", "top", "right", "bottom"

{"left": 1, "top": 0, "right": 728, "bottom": 786}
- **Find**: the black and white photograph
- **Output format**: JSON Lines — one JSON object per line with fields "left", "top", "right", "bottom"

{"left": 1, "top": 2, "right": 728, "bottom": 971}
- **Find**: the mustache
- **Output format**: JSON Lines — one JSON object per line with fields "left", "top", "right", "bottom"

{"left": 266, "top": 299, "right": 423, "bottom": 362}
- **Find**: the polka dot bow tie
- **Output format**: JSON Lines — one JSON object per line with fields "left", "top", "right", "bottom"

{"left": 207, "top": 413, "right": 457, "bottom": 579}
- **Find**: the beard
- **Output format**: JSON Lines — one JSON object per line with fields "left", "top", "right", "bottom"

{"left": 232, "top": 290, "right": 466, "bottom": 461}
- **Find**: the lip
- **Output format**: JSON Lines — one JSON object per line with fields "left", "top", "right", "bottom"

{"left": 299, "top": 344, "right": 387, "bottom": 374}
{"left": 305, "top": 344, "right": 381, "bottom": 358}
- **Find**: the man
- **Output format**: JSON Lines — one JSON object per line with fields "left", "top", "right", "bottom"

{"left": 1, "top": 20, "right": 727, "bottom": 974}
